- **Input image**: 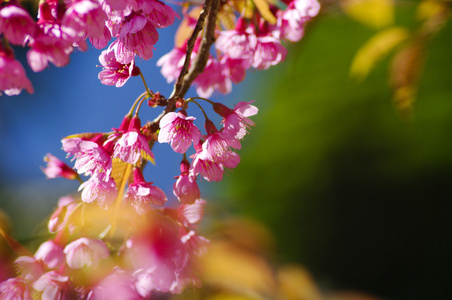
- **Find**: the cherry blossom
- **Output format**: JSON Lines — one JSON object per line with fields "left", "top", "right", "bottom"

{"left": 158, "top": 110, "right": 201, "bottom": 154}
{"left": 173, "top": 159, "right": 200, "bottom": 204}
{"left": 42, "top": 153, "right": 79, "bottom": 180}
{"left": 64, "top": 238, "right": 109, "bottom": 269}
{"left": 0, "top": 46, "right": 34, "bottom": 96}
{"left": 0, "top": 3, "right": 35, "bottom": 46}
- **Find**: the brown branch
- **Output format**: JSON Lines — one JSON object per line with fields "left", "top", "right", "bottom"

{"left": 178, "top": 0, "right": 220, "bottom": 98}
{"left": 151, "top": 0, "right": 220, "bottom": 125}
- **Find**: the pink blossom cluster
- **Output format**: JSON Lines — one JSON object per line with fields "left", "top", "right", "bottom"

{"left": 0, "top": 196, "right": 208, "bottom": 299}
{"left": 0, "top": 0, "right": 321, "bottom": 298}
{"left": 1, "top": 95, "right": 255, "bottom": 297}
{"left": 0, "top": 0, "right": 178, "bottom": 95}
{"left": 158, "top": 0, "right": 320, "bottom": 97}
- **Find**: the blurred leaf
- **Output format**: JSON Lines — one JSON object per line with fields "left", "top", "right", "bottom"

{"left": 63, "top": 132, "right": 103, "bottom": 140}
{"left": 200, "top": 241, "right": 277, "bottom": 299}
{"left": 417, "top": 0, "right": 447, "bottom": 21}
{"left": 111, "top": 158, "right": 130, "bottom": 189}
{"left": 350, "top": 27, "right": 409, "bottom": 80}
{"left": 390, "top": 42, "right": 424, "bottom": 118}
{"left": 342, "top": 0, "right": 394, "bottom": 29}
{"left": 219, "top": 6, "right": 237, "bottom": 30}
{"left": 175, "top": 7, "right": 202, "bottom": 47}
{"left": 252, "top": 0, "right": 277, "bottom": 24}
{"left": 277, "top": 265, "right": 323, "bottom": 300}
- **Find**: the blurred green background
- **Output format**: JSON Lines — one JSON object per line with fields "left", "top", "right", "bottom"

{"left": 215, "top": 1, "right": 452, "bottom": 299}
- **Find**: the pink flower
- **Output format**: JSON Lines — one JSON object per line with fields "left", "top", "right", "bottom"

{"left": 78, "top": 174, "right": 117, "bottom": 208}
{"left": 26, "top": 23, "right": 74, "bottom": 72}
{"left": 294, "top": 0, "right": 321, "bottom": 19}
{"left": 48, "top": 196, "right": 79, "bottom": 233}
{"left": 41, "top": 153, "right": 79, "bottom": 180}
{"left": 143, "top": 0, "right": 179, "bottom": 29}
{"left": 125, "top": 168, "right": 167, "bottom": 214}
{"left": 214, "top": 100, "right": 258, "bottom": 139}
{"left": 0, "top": 278, "right": 32, "bottom": 300}
{"left": 89, "top": 25, "right": 112, "bottom": 49}
{"left": 14, "top": 256, "right": 44, "bottom": 283}
{"left": 198, "top": 120, "right": 241, "bottom": 162}
{"left": 0, "top": 4, "right": 35, "bottom": 46}
{"left": 113, "top": 117, "right": 154, "bottom": 165}
{"left": 33, "top": 271, "right": 73, "bottom": 300}
{"left": 118, "top": 13, "right": 158, "bottom": 60}
{"left": 156, "top": 44, "right": 187, "bottom": 83}
{"left": 173, "top": 160, "right": 200, "bottom": 204}
{"left": 62, "top": 0, "right": 108, "bottom": 41}
{"left": 62, "top": 137, "right": 112, "bottom": 180}
{"left": 125, "top": 213, "right": 191, "bottom": 294}
{"left": 87, "top": 268, "right": 142, "bottom": 300}
{"left": 194, "top": 56, "right": 232, "bottom": 98}
{"left": 191, "top": 151, "right": 224, "bottom": 182}
{"left": 64, "top": 238, "right": 109, "bottom": 269}
{"left": 0, "top": 46, "right": 34, "bottom": 96}
{"left": 158, "top": 110, "right": 201, "bottom": 154}
{"left": 221, "top": 55, "right": 249, "bottom": 84}
{"left": 178, "top": 199, "right": 206, "bottom": 226}
{"left": 252, "top": 34, "right": 287, "bottom": 70}
{"left": 98, "top": 47, "right": 140, "bottom": 87}
{"left": 34, "top": 240, "right": 65, "bottom": 270}
{"left": 215, "top": 18, "right": 256, "bottom": 67}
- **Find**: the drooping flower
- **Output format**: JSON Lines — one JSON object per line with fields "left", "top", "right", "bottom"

{"left": 113, "top": 117, "right": 154, "bottom": 165}
{"left": 117, "top": 13, "right": 158, "bottom": 60}
{"left": 158, "top": 110, "right": 201, "bottom": 154}
{"left": 0, "top": 46, "right": 34, "bottom": 96}
{"left": 87, "top": 268, "right": 142, "bottom": 300}
{"left": 33, "top": 271, "right": 73, "bottom": 300}
{"left": 0, "top": 3, "right": 36, "bottom": 46}
{"left": 26, "top": 22, "right": 74, "bottom": 72}
{"left": 215, "top": 17, "right": 256, "bottom": 67}
{"left": 252, "top": 34, "right": 287, "bottom": 70}
{"left": 98, "top": 47, "right": 140, "bottom": 87}
{"left": 173, "top": 159, "right": 200, "bottom": 204}
{"left": 64, "top": 238, "right": 109, "bottom": 269}
{"left": 125, "top": 212, "right": 196, "bottom": 294}
{"left": 191, "top": 149, "right": 224, "bottom": 182}
{"left": 198, "top": 119, "right": 241, "bottom": 162}
{"left": 14, "top": 256, "right": 44, "bottom": 283}
{"left": 62, "top": 0, "right": 108, "bottom": 41}
{"left": 0, "top": 278, "right": 32, "bottom": 300}
{"left": 34, "top": 240, "right": 66, "bottom": 270}
{"left": 41, "top": 153, "right": 79, "bottom": 180}
{"left": 62, "top": 137, "right": 112, "bottom": 180}
{"left": 125, "top": 168, "right": 167, "bottom": 214}
{"left": 48, "top": 195, "right": 79, "bottom": 233}
{"left": 78, "top": 174, "right": 117, "bottom": 208}
{"left": 214, "top": 100, "right": 258, "bottom": 139}
{"left": 194, "top": 56, "right": 232, "bottom": 98}
{"left": 156, "top": 44, "right": 187, "bottom": 83}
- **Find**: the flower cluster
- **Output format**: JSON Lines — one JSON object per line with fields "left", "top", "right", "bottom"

{"left": 0, "top": 0, "right": 177, "bottom": 95}
{"left": 158, "top": 0, "right": 320, "bottom": 97}
{"left": 0, "top": 0, "right": 320, "bottom": 298}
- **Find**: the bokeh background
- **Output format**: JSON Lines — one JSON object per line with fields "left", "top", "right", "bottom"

{"left": 1, "top": 0, "right": 452, "bottom": 299}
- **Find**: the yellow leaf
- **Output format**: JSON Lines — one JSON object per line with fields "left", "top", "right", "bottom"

{"left": 277, "top": 265, "right": 323, "bottom": 300}
{"left": 252, "top": 0, "right": 276, "bottom": 25}
{"left": 200, "top": 241, "right": 277, "bottom": 299}
{"left": 342, "top": 0, "right": 394, "bottom": 29}
{"left": 350, "top": 27, "right": 409, "bottom": 80}
{"left": 175, "top": 7, "right": 202, "bottom": 48}
{"left": 416, "top": 0, "right": 446, "bottom": 21}
{"left": 219, "top": 7, "right": 237, "bottom": 30}
{"left": 63, "top": 132, "right": 103, "bottom": 140}
{"left": 110, "top": 158, "right": 130, "bottom": 189}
